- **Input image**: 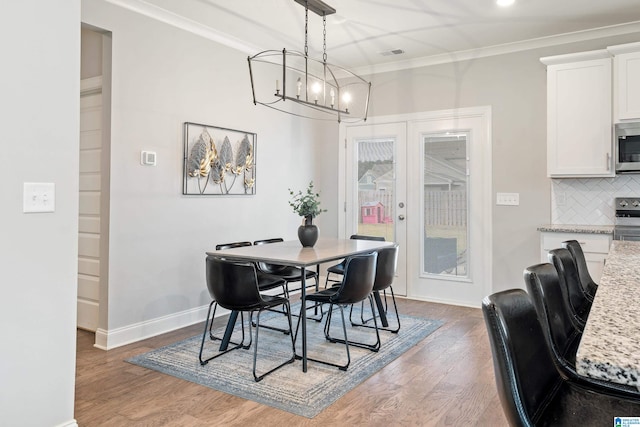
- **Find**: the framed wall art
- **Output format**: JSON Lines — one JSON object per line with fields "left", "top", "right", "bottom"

{"left": 183, "top": 122, "right": 256, "bottom": 196}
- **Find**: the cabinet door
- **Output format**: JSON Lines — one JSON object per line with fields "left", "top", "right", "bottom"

{"left": 547, "top": 58, "right": 613, "bottom": 177}
{"left": 614, "top": 51, "right": 640, "bottom": 121}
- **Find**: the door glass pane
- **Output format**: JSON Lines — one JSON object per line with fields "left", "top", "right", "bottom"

{"left": 422, "top": 132, "right": 468, "bottom": 278}
{"left": 356, "top": 139, "right": 395, "bottom": 242}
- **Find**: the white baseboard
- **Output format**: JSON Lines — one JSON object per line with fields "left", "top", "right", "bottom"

{"left": 94, "top": 304, "right": 230, "bottom": 350}
{"left": 56, "top": 420, "right": 78, "bottom": 427}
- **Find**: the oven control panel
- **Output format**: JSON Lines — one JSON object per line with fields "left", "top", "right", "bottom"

{"left": 616, "top": 198, "right": 640, "bottom": 213}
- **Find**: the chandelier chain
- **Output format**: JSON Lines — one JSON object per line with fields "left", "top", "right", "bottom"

{"left": 304, "top": 3, "right": 309, "bottom": 57}
{"left": 322, "top": 15, "right": 327, "bottom": 63}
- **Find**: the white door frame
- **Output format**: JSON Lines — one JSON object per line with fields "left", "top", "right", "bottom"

{"left": 339, "top": 106, "right": 492, "bottom": 307}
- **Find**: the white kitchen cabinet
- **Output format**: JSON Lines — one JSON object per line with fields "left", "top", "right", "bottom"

{"left": 541, "top": 50, "right": 614, "bottom": 177}
{"left": 609, "top": 41, "right": 640, "bottom": 122}
{"left": 540, "top": 232, "right": 611, "bottom": 283}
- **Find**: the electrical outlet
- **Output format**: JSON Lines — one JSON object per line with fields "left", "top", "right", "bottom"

{"left": 496, "top": 192, "right": 519, "bottom": 206}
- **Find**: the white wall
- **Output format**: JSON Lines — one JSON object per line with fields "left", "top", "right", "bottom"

{"left": 81, "top": 0, "right": 336, "bottom": 346}
{"left": 0, "top": 1, "right": 80, "bottom": 426}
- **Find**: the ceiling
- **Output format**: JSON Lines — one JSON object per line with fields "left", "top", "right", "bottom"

{"left": 129, "top": 0, "right": 640, "bottom": 73}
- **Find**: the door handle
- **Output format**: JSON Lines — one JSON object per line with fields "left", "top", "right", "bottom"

{"left": 398, "top": 215, "right": 405, "bottom": 221}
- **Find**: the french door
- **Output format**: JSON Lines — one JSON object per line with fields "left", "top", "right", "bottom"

{"left": 339, "top": 107, "right": 491, "bottom": 306}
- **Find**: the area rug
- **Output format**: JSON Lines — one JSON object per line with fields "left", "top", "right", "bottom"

{"left": 127, "top": 304, "right": 442, "bottom": 418}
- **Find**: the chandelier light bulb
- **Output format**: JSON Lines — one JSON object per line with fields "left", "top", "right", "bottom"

{"left": 296, "top": 77, "right": 302, "bottom": 98}
{"left": 342, "top": 92, "right": 352, "bottom": 109}
{"left": 312, "top": 81, "right": 321, "bottom": 102}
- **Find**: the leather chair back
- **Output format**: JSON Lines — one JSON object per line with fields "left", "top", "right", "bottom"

{"left": 253, "top": 238, "right": 288, "bottom": 274}
{"left": 482, "top": 289, "right": 560, "bottom": 426}
{"left": 331, "top": 252, "right": 377, "bottom": 305}
{"left": 215, "top": 241, "right": 251, "bottom": 251}
{"left": 524, "top": 263, "right": 582, "bottom": 362}
{"left": 350, "top": 234, "right": 385, "bottom": 241}
{"left": 206, "top": 256, "right": 263, "bottom": 310}
{"left": 547, "top": 248, "right": 592, "bottom": 324}
{"left": 373, "top": 244, "right": 398, "bottom": 292}
{"left": 562, "top": 240, "right": 597, "bottom": 297}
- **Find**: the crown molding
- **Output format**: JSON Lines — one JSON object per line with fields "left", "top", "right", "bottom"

{"left": 105, "top": 0, "right": 640, "bottom": 76}
{"left": 354, "top": 21, "right": 640, "bottom": 76}
{"left": 105, "top": 0, "right": 263, "bottom": 55}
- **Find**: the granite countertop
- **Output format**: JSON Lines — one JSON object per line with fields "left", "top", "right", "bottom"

{"left": 537, "top": 224, "right": 614, "bottom": 234}
{"left": 575, "top": 240, "right": 640, "bottom": 390}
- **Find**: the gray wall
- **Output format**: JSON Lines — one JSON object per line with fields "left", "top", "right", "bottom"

{"left": 82, "top": 0, "right": 336, "bottom": 340}
{"left": 0, "top": 1, "right": 80, "bottom": 425}
{"left": 367, "top": 33, "right": 640, "bottom": 293}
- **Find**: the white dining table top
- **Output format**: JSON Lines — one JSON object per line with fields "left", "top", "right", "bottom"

{"left": 206, "top": 237, "right": 393, "bottom": 267}
{"left": 576, "top": 240, "right": 640, "bottom": 390}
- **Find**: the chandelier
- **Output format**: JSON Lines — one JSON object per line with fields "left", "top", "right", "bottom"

{"left": 247, "top": 0, "right": 371, "bottom": 123}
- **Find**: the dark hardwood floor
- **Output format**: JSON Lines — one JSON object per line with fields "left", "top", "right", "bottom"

{"left": 75, "top": 298, "right": 508, "bottom": 426}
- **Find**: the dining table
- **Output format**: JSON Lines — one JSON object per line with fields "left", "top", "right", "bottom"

{"left": 206, "top": 237, "right": 394, "bottom": 372}
{"left": 575, "top": 239, "right": 640, "bottom": 390}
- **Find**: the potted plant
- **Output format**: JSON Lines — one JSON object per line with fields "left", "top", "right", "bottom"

{"left": 289, "top": 181, "right": 327, "bottom": 247}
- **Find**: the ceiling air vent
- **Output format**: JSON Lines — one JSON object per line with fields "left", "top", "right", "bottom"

{"left": 380, "top": 49, "right": 405, "bottom": 56}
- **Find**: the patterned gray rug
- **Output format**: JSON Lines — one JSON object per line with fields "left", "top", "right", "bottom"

{"left": 127, "top": 304, "right": 442, "bottom": 418}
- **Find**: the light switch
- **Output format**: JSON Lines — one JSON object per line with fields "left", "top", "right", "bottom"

{"left": 496, "top": 192, "right": 519, "bottom": 206}
{"left": 23, "top": 182, "right": 55, "bottom": 213}
{"left": 140, "top": 151, "right": 157, "bottom": 166}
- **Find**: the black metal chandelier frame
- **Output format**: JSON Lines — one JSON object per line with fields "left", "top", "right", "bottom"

{"left": 247, "top": 0, "right": 371, "bottom": 123}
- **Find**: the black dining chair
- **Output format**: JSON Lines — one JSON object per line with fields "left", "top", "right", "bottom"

{"left": 215, "top": 241, "right": 289, "bottom": 335}
{"left": 524, "top": 263, "right": 640, "bottom": 399}
{"left": 482, "top": 289, "right": 640, "bottom": 426}
{"left": 199, "top": 256, "right": 295, "bottom": 382}
{"left": 562, "top": 240, "right": 598, "bottom": 299}
{"left": 349, "top": 244, "right": 401, "bottom": 334}
{"left": 324, "top": 234, "right": 385, "bottom": 288}
{"left": 547, "top": 248, "right": 592, "bottom": 330}
{"left": 215, "top": 241, "right": 287, "bottom": 295}
{"left": 295, "top": 251, "right": 379, "bottom": 370}
{"left": 253, "top": 237, "right": 320, "bottom": 298}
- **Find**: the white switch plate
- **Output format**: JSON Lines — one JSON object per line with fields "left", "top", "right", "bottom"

{"left": 140, "top": 151, "right": 157, "bottom": 166}
{"left": 23, "top": 182, "right": 55, "bottom": 213}
{"left": 496, "top": 192, "right": 519, "bottom": 206}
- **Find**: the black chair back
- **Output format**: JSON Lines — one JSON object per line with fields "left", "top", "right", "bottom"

{"left": 524, "top": 263, "right": 582, "bottom": 361}
{"left": 562, "top": 240, "right": 597, "bottom": 297}
{"left": 253, "top": 238, "right": 288, "bottom": 274}
{"left": 547, "top": 248, "right": 592, "bottom": 324}
{"left": 331, "top": 252, "right": 377, "bottom": 305}
{"left": 373, "top": 244, "right": 398, "bottom": 292}
{"left": 350, "top": 234, "right": 385, "bottom": 241}
{"left": 206, "top": 256, "right": 262, "bottom": 310}
{"left": 216, "top": 241, "right": 252, "bottom": 251}
{"left": 482, "top": 289, "right": 560, "bottom": 426}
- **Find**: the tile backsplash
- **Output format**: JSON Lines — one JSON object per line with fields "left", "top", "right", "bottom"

{"left": 552, "top": 175, "right": 640, "bottom": 225}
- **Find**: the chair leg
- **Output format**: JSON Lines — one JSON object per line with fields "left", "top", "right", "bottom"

{"left": 199, "top": 302, "right": 247, "bottom": 365}
{"left": 328, "top": 295, "right": 381, "bottom": 352}
{"left": 252, "top": 301, "right": 296, "bottom": 382}
{"left": 349, "top": 287, "right": 401, "bottom": 333}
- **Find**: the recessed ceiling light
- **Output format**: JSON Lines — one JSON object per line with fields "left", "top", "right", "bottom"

{"left": 497, "top": 0, "right": 515, "bottom": 6}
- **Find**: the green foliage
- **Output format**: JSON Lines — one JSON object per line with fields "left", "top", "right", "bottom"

{"left": 288, "top": 181, "right": 327, "bottom": 218}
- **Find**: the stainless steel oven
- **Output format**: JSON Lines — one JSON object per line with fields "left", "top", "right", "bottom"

{"left": 614, "top": 197, "right": 640, "bottom": 241}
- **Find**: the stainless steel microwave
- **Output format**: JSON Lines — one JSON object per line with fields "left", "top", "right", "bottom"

{"left": 615, "top": 122, "right": 640, "bottom": 173}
